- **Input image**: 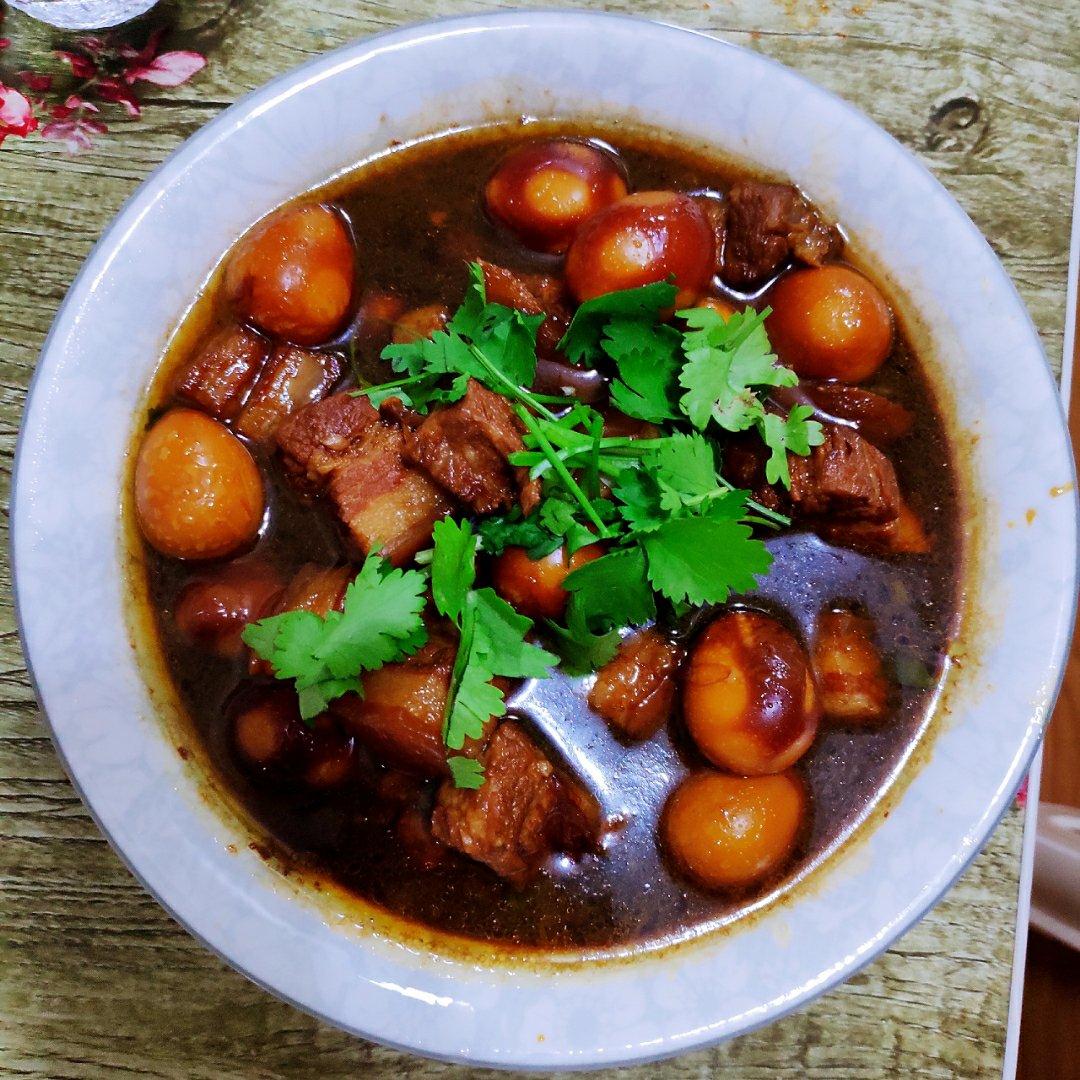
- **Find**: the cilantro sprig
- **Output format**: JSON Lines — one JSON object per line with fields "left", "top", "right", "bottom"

{"left": 370, "top": 263, "right": 546, "bottom": 413}
{"left": 677, "top": 306, "right": 825, "bottom": 484}
{"left": 241, "top": 269, "right": 829, "bottom": 782}
{"left": 242, "top": 554, "right": 429, "bottom": 720}
{"left": 540, "top": 433, "right": 776, "bottom": 667}
{"left": 548, "top": 548, "right": 656, "bottom": 674}
{"left": 344, "top": 267, "right": 822, "bottom": 683}
{"left": 558, "top": 282, "right": 824, "bottom": 476}
{"left": 431, "top": 519, "right": 558, "bottom": 785}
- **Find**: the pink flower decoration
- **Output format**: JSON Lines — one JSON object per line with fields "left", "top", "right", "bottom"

{"left": 41, "top": 116, "right": 107, "bottom": 154}
{"left": 94, "top": 77, "right": 141, "bottom": 118}
{"left": 76, "top": 36, "right": 109, "bottom": 57}
{"left": 55, "top": 50, "right": 98, "bottom": 80}
{"left": 0, "top": 83, "right": 39, "bottom": 146}
{"left": 0, "top": 39, "right": 11, "bottom": 52}
{"left": 1, "top": 25, "right": 207, "bottom": 151}
{"left": 1015, "top": 775, "right": 1029, "bottom": 808}
{"left": 124, "top": 50, "right": 206, "bottom": 88}
{"left": 18, "top": 71, "right": 54, "bottom": 92}
{"left": 66, "top": 94, "right": 99, "bottom": 113}
{"left": 50, "top": 95, "right": 100, "bottom": 121}
{"left": 119, "top": 27, "right": 165, "bottom": 66}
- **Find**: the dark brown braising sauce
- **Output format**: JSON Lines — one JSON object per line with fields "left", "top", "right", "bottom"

{"left": 140, "top": 124, "right": 960, "bottom": 949}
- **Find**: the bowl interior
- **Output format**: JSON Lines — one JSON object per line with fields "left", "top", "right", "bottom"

{"left": 12, "top": 11, "right": 1077, "bottom": 1070}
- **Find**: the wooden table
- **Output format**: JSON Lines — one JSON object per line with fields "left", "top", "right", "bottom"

{"left": 1, "top": 2, "right": 1076, "bottom": 1076}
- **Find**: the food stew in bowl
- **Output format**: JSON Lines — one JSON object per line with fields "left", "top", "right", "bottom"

{"left": 131, "top": 124, "right": 960, "bottom": 949}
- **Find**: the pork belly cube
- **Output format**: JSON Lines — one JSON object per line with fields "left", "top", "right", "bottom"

{"left": 329, "top": 422, "right": 454, "bottom": 564}
{"left": 798, "top": 382, "right": 915, "bottom": 447}
{"left": 277, "top": 393, "right": 453, "bottom": 564}
{"left": 789, "top": 423, "right": 901, "bottom": 523}
{"left": 720, "top": 430, "right": 788, "bottom": 514}
{"left": 401, "top": 379, "right": 533, "bottom": 514}
{"left": 247, "top": 563, "right": 351, "bottom": 675}
{"left": 479, "top": 259, "right": 545, "bottom": 315}
{"left": 818, "top": 494, "right": 932, "bottom": 555}
{"left": 391, "top": 303, "right": 450, "bottom": 345}
{"left": 478, "top": 259, "right": 569, "bottom": 360}
{"left": 173, "top": 324, "right": 269, "bottom": 420}
{"left": 235, "top": 344, "right": 342, "bottom": 441}
{"left": 588, "top": 630, "right": 686, "bottom": 741}
{"left": 720, "top": 181, "right": 840, "bottom": 288}
{"left": 332, "top": 625, "right": 505, "bottom": 779}
{"left": 272, "top": 563, "right": 352, "bottom": 616}
{"left": 332, "top": 633, "right": 457, "bottom": 776}
{"left": 277, "top": 393, "right": 380, "bottom": 489}
{"left": 431, "top": 721, "right": 598, "bottom": 886}
{"left": 812, "top": 608, "right": 892, "bottom": 725}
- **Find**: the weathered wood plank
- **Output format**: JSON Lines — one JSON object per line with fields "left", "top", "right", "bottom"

{"left": 0, "top": 0, "right": 1075, "bottom": 1076}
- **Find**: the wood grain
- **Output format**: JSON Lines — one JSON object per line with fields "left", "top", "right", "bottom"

{"left": 0, "top": 2, "right": 1077, "bottom": 1077}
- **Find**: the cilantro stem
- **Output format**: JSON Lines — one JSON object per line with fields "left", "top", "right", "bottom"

{"left": 584, "top": 411, "right": 603, "bottom": 500}
{"left": 443, "top": 594, "right": 476, "bottom": 745}
{"left": 466, "top": 344, "right": 560, "bottom": 422}
{"left": 594, "top": 439, "right": 669, "bottom": 452}
{"left": 717, "top": 482, "right": 790, "bottom": 527}
{"left": 744, "top": 502, "right": 790, "bottom": 528}
{"left": 744, "top": 513, "right": 786, "bottom": 529}
{"left": 529, "top": 392, "right": 580, "bottom": 404}
{"left": 514, "top": 405, "right": 610, "bottom": 537}
{"left": 350, "top": 373, "right": 426, "bottom": 398}
{"left": 532, "top": 427, "right": 667, "bottom": 454}
{"left": 346, "top": 338, "right": 365, "bottom": 386}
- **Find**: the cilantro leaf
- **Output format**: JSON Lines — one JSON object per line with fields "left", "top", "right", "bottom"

{"left": 446, "top": 261, "right": 490, "bottom": 339}
{"left": 611, "top": 468, "right": 667, "bottom": 534}
{"left": 242, "top": 555, "right": 429, "bottom": 721}
{"left": 395, "top": 373, "right": 472, "bottom": 411}
{"left": 476, "top": 495, "right": 610, "bottom": 560}
{"left": 757, "top": 405, "right": 824, "bottom": 487}
{"left": 441, "top": 588, "right": 556, "bottom": 753}
{"left": 445, "top": 657, "right": 505, "bottom": 749}
{"left": 382, "top": 262, "right": 543, "bottom": 400}
{"left": 678, "top": 306, "right": 797, "bottom": 433}
{"left": 351, "top": 372, "right": 471, "bottom": 411}
{"left": 447, "top": 756, "right": 486, "bottom": 789}
{"left": 245, "top": 610, "right": 329, "bottom": 685}
{"left": 648, "top": 432, "right": 720, "bottom": 506}
{"left": 477, "top": 308, "right": 545, "bottom": 389}
{"left": 297, "top": 678, "right": 360, "bottom": 721}
{"left": 559, "top": 280, "right": 679, "bottom": 364}
{"left": 443, "top": 597, "right": 486, "bottom": 749}
{"left": 383, "top": 327, "right": 479, "bottom": 381}
{"left": 602, "top": 318, "right": 682, "bottom": 423}
{"left": 431, "top": 515, "right": 556, "bottom": 779}
{"left": 538, "top": 495, "right": 608, "bottom": 554}
{"left": 430, "top": 518, "right": 477, "bottom": 622}
{"left": 562, "top": 548, "right": 657, "bottom": 631}
{"left": 476, "top": 510, "right": 562, "bottom": 559}
{"left": 610, "top": 433, "right": 741, "bottom": 532}
{"left": 314, "top": 559, "right": 428, "bottom": 678}
{"left": 642, "top": 513, "right": 774, "bottom": 606}
{"left": 546, "top": 604, "right": 622, "bottom": 676}
{"left": 469, "top": 588, "right": 558, "bottom": 679}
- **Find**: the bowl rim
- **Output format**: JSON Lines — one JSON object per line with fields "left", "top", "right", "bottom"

{"left": 11, "top": 8, "right": 1079, "bottom": 1070}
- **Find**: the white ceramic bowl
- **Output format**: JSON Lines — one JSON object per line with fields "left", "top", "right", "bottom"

{"left": 13, "top": 11, "right": 1078, "bottom": 1070}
